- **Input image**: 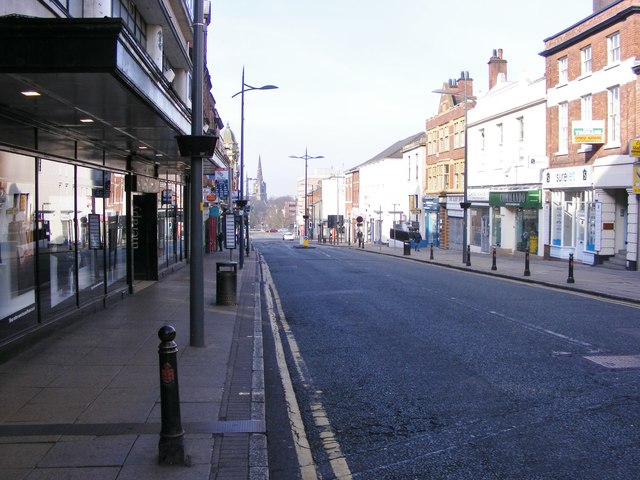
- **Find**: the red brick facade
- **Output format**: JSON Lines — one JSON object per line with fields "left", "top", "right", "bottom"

{"left": 541, "top": 0, "right": 640, "bottom": 167}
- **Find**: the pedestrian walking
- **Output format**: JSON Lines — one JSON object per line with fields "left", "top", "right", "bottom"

{"left": 357, "top": 230, "right": 364, "bottom": 248}
{"left": 217, "top": 231, "right": 224, "bottom": 251}
{"left": 413, "top": 230, "right": 422, "bottom": 252}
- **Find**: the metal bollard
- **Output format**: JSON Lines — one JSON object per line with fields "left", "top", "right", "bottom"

{"left": 491, "top": 247, "right": 497, "bottom": 271}
{"left": 466, "top": 245, "right": 471, "bottom": 267}
{"left": 567, "top": 253, "right": 575, "bottom": 283}
{"left": 158, "top": 325, "right": 185, "bottom": 465}
{"left": 430, "top": 243, "right": 434, "bottom": 260}
{"left": 524, "top": 251, "right": 531, "bottom": 277}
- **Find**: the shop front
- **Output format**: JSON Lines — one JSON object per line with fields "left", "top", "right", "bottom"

{"left": 422, "top": 196, "right": 440, "bottom": 247}
{"left": 542, "top": 166, "right": 594, "bottom": 263}
{"left": 489, "top": 189, "right": 543, "bottom": 255}
{"left": 0, "top": 147, "right": 188, "bottom": 347}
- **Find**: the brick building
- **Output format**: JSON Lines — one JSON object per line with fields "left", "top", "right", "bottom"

{"left": 426, "top": 72, "right": 475, "bottom": 250}
{"left": 540, "top": 0, "right": 640, "bottom": 268}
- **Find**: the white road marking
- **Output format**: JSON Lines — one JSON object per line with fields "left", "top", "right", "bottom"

{"left": 262, "top": 260, "right": 353, "bottom": 480}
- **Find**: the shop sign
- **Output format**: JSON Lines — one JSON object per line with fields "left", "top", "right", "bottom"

{"left": 489, "top": 190, "right": 541, "bottom": 208}
{"left": 423, "top": 196, "right": 440, "bottom": 211}
{"left": 631, "top": 139, "right": 640, "bottom": 157}
{"left": 633, "top": 164, "right": 640, "bottom": 194}
{"left": 542, "top": 166, "right": 592, "bottom": 188}
{"left": 572, "top": 120, "right": 604, "bottom": 144}
{"left": 88, "top": 214, "right": 101, "bottom": 249}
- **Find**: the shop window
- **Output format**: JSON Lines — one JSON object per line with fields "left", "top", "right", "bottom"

{"left": 0, "top": 152, "right": 37, "bottom": 337}
{"left": 37, "top": 159, "right": 77, "bottom": 318}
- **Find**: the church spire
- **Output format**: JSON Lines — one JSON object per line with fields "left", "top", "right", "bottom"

{"left": 253, "top": 156, "right": 267, "bottom": 201}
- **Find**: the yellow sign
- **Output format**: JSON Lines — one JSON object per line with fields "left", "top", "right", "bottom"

{"left": 634, "top": 164, "right": 640, "bottom": 194}
{"left": 631, "top": 139, "right": 640, "bottom": 157}
{"left": 572, "top": 120, "right": 605, "bottom": 144}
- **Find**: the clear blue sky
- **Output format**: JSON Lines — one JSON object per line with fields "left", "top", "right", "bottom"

{"left": 207, "top": 0, "right": 593, "bottom": 198}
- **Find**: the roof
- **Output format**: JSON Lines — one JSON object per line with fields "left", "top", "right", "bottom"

{"left": 352, "top": 132, "right": 424, "bottom": 170}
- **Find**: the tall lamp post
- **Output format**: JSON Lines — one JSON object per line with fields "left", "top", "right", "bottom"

{"left": 232, "top": 68, "right": 277, "bottom": 269}
{"left": 289, "top": 148, "right": 324, "bottom": 246}
{"left": 433, "top": 71, "right": 475, "bottom": 264}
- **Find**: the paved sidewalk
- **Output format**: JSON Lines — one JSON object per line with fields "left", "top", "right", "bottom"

{"left": 337, "top": 240, "right": 640, "bottom": 304}
{"left": 0, "top": 249, "right": 265, "bottom": 480}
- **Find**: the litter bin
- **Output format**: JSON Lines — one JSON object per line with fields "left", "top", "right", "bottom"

{"left": 403, "top": 241, "right": 411, "bottom": 256}
{"left": 216, "top": 261, "right": 238, "bottom": 306}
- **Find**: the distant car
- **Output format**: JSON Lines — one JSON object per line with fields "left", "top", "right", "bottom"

{"left": 268, "top": 228, "right": 278, "bottom": 233}
{"left": 282, "top": 232, "right": 295, "bottom": 241}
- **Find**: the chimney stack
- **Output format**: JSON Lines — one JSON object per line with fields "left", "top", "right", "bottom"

{"left": 488, "top": 48, "right": 507, "bottom": 90}
{"left": 593, "top": 0, "right": 616, "bottom": 12}
{"left": 456, "top": 71, "right": 473, "bottom": 102}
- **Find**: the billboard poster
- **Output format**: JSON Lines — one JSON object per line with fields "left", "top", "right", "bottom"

{"left": 214, "top": 169, "right": 230, "bottom": 201}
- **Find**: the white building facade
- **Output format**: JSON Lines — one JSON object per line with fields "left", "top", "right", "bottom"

{"left": 467, "top": 75, "right": 548, "bottom": 255}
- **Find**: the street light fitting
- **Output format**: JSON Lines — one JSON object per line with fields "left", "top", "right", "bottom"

{"left": 432, "top": 88, "right": 477, "bottom": 101}
{"left": 232, "top": 84, "right": 278, "bottom": 98}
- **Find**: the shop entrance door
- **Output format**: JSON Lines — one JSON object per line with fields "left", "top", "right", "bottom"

{"left": 132, "top": 194, "right": 158, "bottom": 281}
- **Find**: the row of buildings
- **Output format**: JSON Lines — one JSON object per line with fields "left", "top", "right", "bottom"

{"left": 294, "top": 0, "right": 640, "bottom": 271}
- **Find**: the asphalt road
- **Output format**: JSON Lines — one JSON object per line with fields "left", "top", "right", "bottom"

{"left": 257, "top": 237, "right": 640, "bottom": 480}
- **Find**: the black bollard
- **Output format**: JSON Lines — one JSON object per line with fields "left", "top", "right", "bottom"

{"left": 491, "top": 247, "right": 497, "bottom": 271}
{"left": 430, "top": 243, "right": 434, "bottom": 260}
{"left": 567, "top": 253, "right": 575, "bottom": 283}
{"left": 466, "top": 245, "right": 471, "bottom": 267}
{"left": 158, "top": 325, "right": 185, "bottom": 465}
{"left": 524, "top": 251, "right": 531, "bottom": 277}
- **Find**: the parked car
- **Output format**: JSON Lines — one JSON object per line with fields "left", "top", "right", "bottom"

{"left": 282, "top": 232, "right": 295, "bottom": 241}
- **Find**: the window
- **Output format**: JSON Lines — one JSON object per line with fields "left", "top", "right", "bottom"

{"left": 444, "top": 126, "right": 449, "bottom": 151}
{"left": 479, "top": 128, "right": 485, "bottom": 150}
{"left": 558, "top": 56, "right": 568, "bottom": 84}
{"left": 608, "top": 85, "right": 620, "bottom": 144}
{"left": 607, "top": 32, "right": 620, "bottom": 65}
{"left": 580, "top": 46, "right": 592, "bottom": 75}
{"left": 517, "top": 117, "right": 524, "bottom": 142}
{"left": 453, "top": 122, "right": 461, "bottom": 149}
{"left": 581, "top": 94, "right": 592, "bottom": 121}
{"left": 558, "top": 102, "right": 569, "bottom": 154}
{"left": 112, "top": 0, "right": 148, "bottom": 46}
{"left": 443, "top": 164, "right": 450, "bottom": 190}
{"left": 497, "top": 123, "right": 503, "bottom": 145}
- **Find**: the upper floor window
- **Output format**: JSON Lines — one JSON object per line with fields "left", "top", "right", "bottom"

{"left": 607, "top": 32, "right": 620, "bottom": 65}
{"left": 497, "top": 123, "right": 503, "bottom": 146}
{"left": 581, "top": 94, "right": 592, "bottom": 121}
{"left": 580, "top": 45, "right": 592, "bottom": 75}
{"left": 517, "top": 117, "right": 524, "bottom": 142}
{"left": 558, "top": 56, "right": 568, "bottom": 84}
{"left": 479, "top": 128, "right": 485, "bottom": 150}
{"left": 558, "top": 102, "right": 569, "bottom": 154}
{"left": 608, "top": 85, "right": 620, "bottom": 145}
{"left": 112, "top": 0, "right": 148, "bottom": 46}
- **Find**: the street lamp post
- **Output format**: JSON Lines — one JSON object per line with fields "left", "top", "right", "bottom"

{"left": 232, "top": 69, "right": 277, "bottom": 269}
{"left": 289, "top": 149, "right": 324, "bottom": 246}
{"left": 433, "top": 72, "right": 474, "bottom": 264}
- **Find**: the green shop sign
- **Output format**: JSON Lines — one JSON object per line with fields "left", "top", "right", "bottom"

{"left": 489, "top": 190, "right": 541, "bottom": 208}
